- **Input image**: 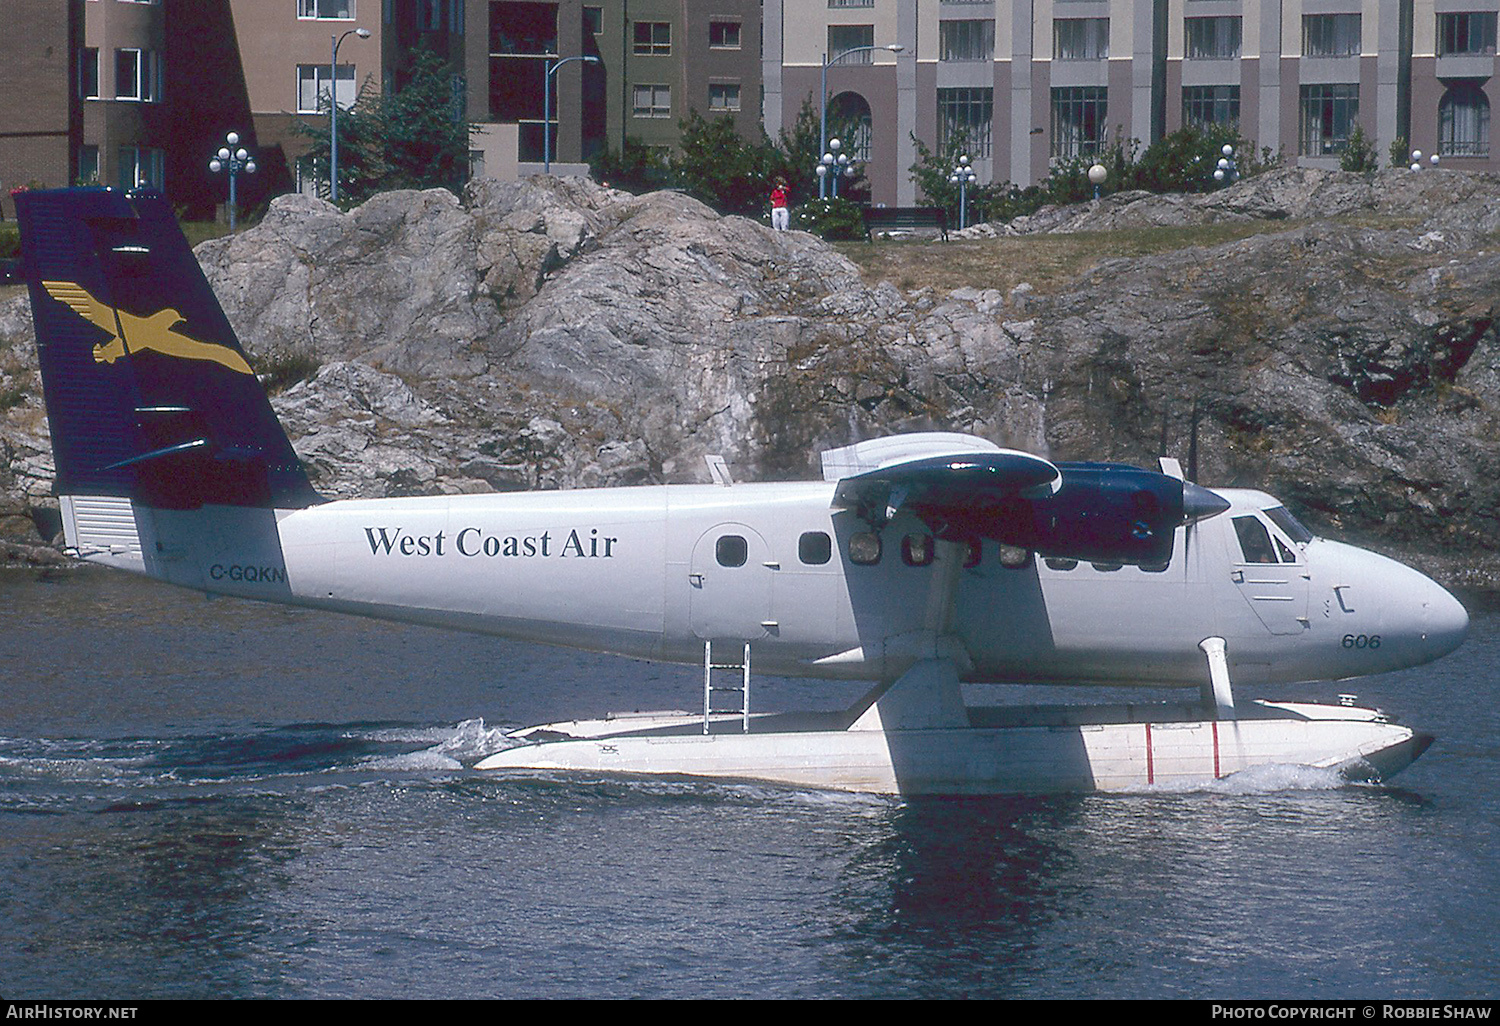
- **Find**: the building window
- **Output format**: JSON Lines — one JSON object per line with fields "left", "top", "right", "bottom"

{"left": 117, "top": 146, "right": 163, "bottom": 190}
{"left": 78, "top": 145, "right": 100, "bottom": 185}
{"left": 417, "top": 0, "right": 441, "bottom": 30}
{"left": 828, "top": 24, "right": 875, "bottom": 63}
{"left": 1440, "top": 82, "right": 1491, "bottom": 156}
{"left": 79, "top": 47, "right": 99, "bottom": 100}
{"left": 1185, "top": 17, "right": 1241, "bottom": 59}
{"left": 299, "top": 0, "right": 353, "bottom": 18}
{"left": 938, "top": 87, "right": 994, "bottom": 158}
{"left": 829, "top": 91, "right": 872, "bottom": 159}
{"left": 584, "top": 7, "right": 602, "bottom": 35}
{"left": 710, "top": 19, "right": 741, "bottom": 49}
{"left": 828, "top": 0, "right": 875, "bottom": 7}
{"left": 1183, "top": 85, "right": 1240, "bottom": 128}
{"left": 709, "top": 83, "right": 741, "bottom": 112}
{"left": 491, "top": 2, "right": 558, "bottom": 55}
{"left": 1303, "top": 14, "right": 1361, "bottom": 57}
{"left": 939, "top": 19, "right": 995, "bottom": 61}
{"left": 114, "top": 49, "right": 160, "bottom": 102}
{"left": 298, "top": 64, "right": 357, "bottom": 112}
{"left": 633, "top": 21, "right": 671, "bottom": 56}
{"left": 1438, "top": 12, "right": 1498, "bottom": 55}
{"left": 1051, "top": 86, "right": 1108, "bottom": 157}
{"left": 1299, "top": 84, "right": 1360, "bottom": 155}
{"left": 1055, "top": 18, "right": 1109, "bottom": 60}
{"left": 632, "top": 83, "right": 671, "bottom": 118}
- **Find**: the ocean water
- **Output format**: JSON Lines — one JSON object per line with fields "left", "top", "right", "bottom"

{"left": 1, "top": 567, "right": 1497, "bottom": 999}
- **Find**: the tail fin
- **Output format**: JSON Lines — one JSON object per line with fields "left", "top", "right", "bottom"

{"left": 16, "top": 186, "right": 320, "bottom": 511}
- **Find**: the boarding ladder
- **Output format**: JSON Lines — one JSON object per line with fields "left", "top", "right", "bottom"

{"left": 703, "top": 640, "right": 751, "bottom": 734}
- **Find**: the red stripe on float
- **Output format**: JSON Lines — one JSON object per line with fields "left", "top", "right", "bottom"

{"left": 1212, "top": 720, "right": 1221, "bottom": 778}
{"left": 1146, "top": 722, "right": 1154, "bottom": 785}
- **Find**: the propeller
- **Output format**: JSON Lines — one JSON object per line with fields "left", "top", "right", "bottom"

{"left": 1158, "top": 398, "right": 1227, "bottom": 566}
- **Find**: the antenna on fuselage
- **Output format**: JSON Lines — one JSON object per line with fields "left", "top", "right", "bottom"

{"left": 705, "top": 454, "right": 734, "bottom": 487}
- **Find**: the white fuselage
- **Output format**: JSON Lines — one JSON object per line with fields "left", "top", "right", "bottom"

{"left": 87, "top": 478, "right": 1467, "bottom": 690}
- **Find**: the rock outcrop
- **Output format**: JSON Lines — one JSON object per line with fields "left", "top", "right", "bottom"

{"left": 3, "top": 168, "right": 1499, "bottom": 587}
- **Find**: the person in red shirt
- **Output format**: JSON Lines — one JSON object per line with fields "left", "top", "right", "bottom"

{"left": 770, "top": 177, "right": 789, "bottom": 231}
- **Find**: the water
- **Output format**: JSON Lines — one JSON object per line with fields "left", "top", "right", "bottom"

{"left": 2, "top": 568, "right": 1497, "bottom": 999}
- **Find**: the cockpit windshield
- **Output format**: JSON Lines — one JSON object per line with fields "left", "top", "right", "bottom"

{"left": 1264, "top": 506, "right": 1314, "bottom": 544}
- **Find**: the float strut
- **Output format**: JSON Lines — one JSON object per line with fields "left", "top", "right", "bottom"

{"left": 1199, "top": 636, "right": 1236, "bottom": 721}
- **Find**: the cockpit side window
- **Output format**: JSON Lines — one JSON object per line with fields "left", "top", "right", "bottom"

{"left": 1264, "top": 506, "right": 1314, "bottom": 544}
{"left": 1232, "top": 516, "right": 1277, "bottom": 564}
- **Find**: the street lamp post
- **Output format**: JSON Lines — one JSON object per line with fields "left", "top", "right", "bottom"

{"left": 815, "top": 139, "right": 857, "bottom": 200}
{"left": 544, "top": 55, "right": 602, "bottom": 174}
{"left": 329, "top": 26, "right": 371, "bottom": 204}
{"left": 1408, "top": 148, "right": 1441, "bottom": 172}
{"left": 208, "top": 132, "right": 257, "bottom": 232}
{"left": 819, "top": 43, "right": 903, "bottom": 198}
{"left": 949, "top": 154, "right": 977, "bottom": 229}
{"left": 1213, "top": 143, "right": 1238, "bottom": 185}
{"left": 1088, "top": 162, "right": 1107, "bottom": 201}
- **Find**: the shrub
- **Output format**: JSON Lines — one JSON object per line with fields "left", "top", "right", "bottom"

{"left": 793, "top": 197, "right": 866, "bottom": 240}
{"left": 1340, "top": 123, "right": 1379, "bottom": 173}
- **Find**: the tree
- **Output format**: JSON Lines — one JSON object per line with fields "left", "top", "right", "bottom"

{"left": 670, "top": 110, "right": 785, "bottom": 218}
{"left": 909, "top": 133, "right": 1040, "bottom": 225}
{"left": 298, "top": 49, "right": 474, "bottom": 208}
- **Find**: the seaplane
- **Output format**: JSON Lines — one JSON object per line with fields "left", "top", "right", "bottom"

{"left": 13, "top": 186, "right": 1470, "bottom": 794}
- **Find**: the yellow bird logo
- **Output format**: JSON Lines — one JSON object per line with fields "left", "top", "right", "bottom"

{"left": 41, "top": 280, "right": 253, "bottom": 376}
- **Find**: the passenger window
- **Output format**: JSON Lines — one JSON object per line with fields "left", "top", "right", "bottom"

{"left": 1274, "top": 537, "right": 1296, "bottom": 564}
{"left": 1232, "top": 516, "right": 1277, "bottom": 564}
{"left": 1091, "top": 562, "right": 1122, "bottom": 572}
{"left": 716, "top": 535, "right": 747, "bottom": 567}
{"left": 902, "top": 533, "right": 934, "bottom": 567}
{"left": 1140, "top": 562, "right": 1170, "bottom": 574}
{"left": 1044, "top": 557, "right": 1078, "bottom": 571}
{"left": 798, "top": 531, "right": 831, "bottom": 565}
{"left": 849, "top": 531, "right": 882, "bottom": 566}
{"left": 963, "top": 539, "right": 983, "bottom": 569}
{"left": 998, "top": 544, "right": 1032, "bottom": 570}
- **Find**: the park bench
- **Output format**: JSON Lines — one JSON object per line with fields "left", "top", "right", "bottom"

{"left": 862, "top": 206, "right": 949, "bottom": 241}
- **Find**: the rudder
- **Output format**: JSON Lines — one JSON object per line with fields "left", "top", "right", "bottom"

{"left": 16, "top": 186, "right": 320, "bottom": 511}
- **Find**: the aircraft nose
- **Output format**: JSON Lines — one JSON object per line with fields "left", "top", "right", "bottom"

{"left": 1419, "top": 575, "right": 1469, "bottom": 660}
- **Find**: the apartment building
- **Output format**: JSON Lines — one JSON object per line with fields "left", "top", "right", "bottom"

{"left": 765, "top": 0, "right": 1499, "bottom": 206}
{"left": 2, "top": 2, "right": 1493, "bottom": 219}
{"left": 0, "top": 2, "right": 83, "bottom": 219}
{"left": 466, "top": 0, "right": 762, "bottom": 176}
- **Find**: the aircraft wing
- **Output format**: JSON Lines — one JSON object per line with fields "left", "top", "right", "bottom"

{"left": 824, "top": 434, "right": 1227, "bottom": 565}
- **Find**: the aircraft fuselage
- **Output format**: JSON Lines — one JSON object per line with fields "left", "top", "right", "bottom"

{"left": 95, "top": 478, "right": 1466, "bottom": 691}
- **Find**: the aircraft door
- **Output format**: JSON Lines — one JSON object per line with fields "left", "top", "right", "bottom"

{"left": 1228, "top": 514, "right": 1310, "bottom": 635}
{"left": 689, "top": 523, "right": 774, "bottom": 641}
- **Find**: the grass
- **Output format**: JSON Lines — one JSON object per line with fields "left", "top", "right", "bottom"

{"left": 834, "top": 220, "right": 1298, "bottom": 297}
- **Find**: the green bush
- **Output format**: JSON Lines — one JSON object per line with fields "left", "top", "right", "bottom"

{"left": 589, "top": 137, "right": 673, "bottom": 195}
{"left": 1389, "top": 135, "right": 1411, "bottom": 169}
{"left": 1340, "top": 123, "right": 1379, "bottom": 173}
{"left": 793, "top": 197, "right": 866, "bottom": 240}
